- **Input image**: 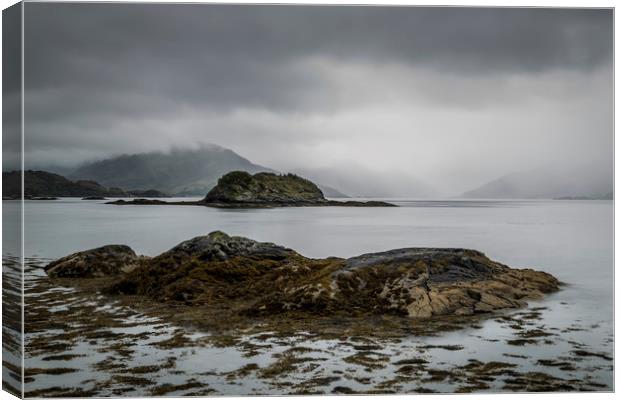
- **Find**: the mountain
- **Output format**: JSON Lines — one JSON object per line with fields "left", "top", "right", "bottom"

{"left": 3, "top": 170, "right": 127, "bottom": 198}
{"left": 554, "top": 192, "right": 613, "bottom": 200}
{"left": 292, "top": 166, "right": 440, "bottom": 198}
{"left": 69, "top": 146, "right": 274, "bottom": 196}
{"left": 461, "top": 165, "right": 613, "bottom": 199}
{"left": 318, "top": 185, "right": 349, "bottom": 198}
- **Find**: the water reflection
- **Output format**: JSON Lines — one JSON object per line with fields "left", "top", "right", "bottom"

{"left": 3, "top": 255, "right": 22, "bottom": 397}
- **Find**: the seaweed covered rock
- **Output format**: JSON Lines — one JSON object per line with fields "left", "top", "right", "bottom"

{"left": 67, "top": 231, "right": 561, "bottom": 319}
{"left": 44, "top": 245, "right": 144, "bottom": 278}
{"left": 332, "top": 248, "right": 559, "bottom": 318}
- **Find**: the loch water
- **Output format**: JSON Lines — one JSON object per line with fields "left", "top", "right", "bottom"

{"left": 2, "top": 198, "right": 614, "bottom": 395}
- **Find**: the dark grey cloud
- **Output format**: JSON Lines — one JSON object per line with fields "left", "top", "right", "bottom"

{"left": 12, "top": 4, "right": 614, "bottom": 195}
{"left": 23, "top": 4, "right": 612, "bottom": 114}
{"left": 3, "top": 3, "right": 22, "bottom": 169}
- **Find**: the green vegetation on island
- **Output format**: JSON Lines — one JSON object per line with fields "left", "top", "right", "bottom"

{"left": 203, "top": 171, "right": 325, "bottom": 204}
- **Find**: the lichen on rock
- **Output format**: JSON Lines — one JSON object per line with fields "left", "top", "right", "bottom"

{"left": 45, "top": 232, "right": 560, "bottom": 320}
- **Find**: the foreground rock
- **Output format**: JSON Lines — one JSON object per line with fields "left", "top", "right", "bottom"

{"left": 44, "top": 245, "right": 144, "bottom": 278}
{"left": 45, "top": 232, "right": 559, "bottom": 319}
{"left": 106, "top": 171, "right": 396, "bottom": 208}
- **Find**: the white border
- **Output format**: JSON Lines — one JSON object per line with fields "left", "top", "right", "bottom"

{"left": 0, "top": 1, "right": 616, "bottom": 400}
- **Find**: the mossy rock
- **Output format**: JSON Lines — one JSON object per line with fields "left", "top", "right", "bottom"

{"left": 204, "top": 171, "right": 325, "bottom": 205}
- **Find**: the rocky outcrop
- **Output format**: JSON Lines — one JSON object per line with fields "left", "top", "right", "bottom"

{"left": 335, "top": 247, "right": 558, "bottom": 317}
{"left": 159, "top": 231, "right": 296, "bottom": 262}
{"left": 201, "top": 171, "right": 396, "bottom": 207}
{"left": 204, "top": 171, "right": 325, "bottom": 205}
{"left": 46, "top": 232, "right": 560, "bottom": 319}
{"left": 44, "top": 245, "right": 145, "bottom": 278}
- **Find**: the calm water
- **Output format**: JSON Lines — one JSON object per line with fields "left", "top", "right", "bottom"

{"left": 10, "top": 198, "right": 613, "bottom": 297}
{"left": 2, "top": 198, "right": 614, "bottom": 394}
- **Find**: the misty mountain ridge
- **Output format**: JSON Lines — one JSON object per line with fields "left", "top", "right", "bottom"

{"left": 461, "top": 164, "right": 613, "bottom": 199}
{"left": 68, "top": 145, "right": 274, "bottom": 196}
{"left": 58, "top": 145, "right": 351, "bottom": 197}
{"left": 292, "top": 166, "right": 442, "bottom": 198}
{"left": 48, "top": 145, "right": 439, "bottom": 198}
{"left": 35, "top": 145, "right": 611, "bottom": 200}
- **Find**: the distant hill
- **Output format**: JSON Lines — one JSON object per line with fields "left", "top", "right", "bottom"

{"left": 461, "top": 166, "right": 613, "bottom": 199}
{"left": 127, "top": 189, "right": 169, "bottom": 198}
{"left": 554, "top": 192, "right": 613, "bottom": 200}
{"left": 318, "top": 185, "right": 349, "bottom": 198}
{"left": 69, "top": 146, "right": 274, "bottom": 196}
{"left": 293, "top": 166, "right": 440, "bottom": 198}
{"left": 3, "top": 170, "right": 127, "bottom": 198}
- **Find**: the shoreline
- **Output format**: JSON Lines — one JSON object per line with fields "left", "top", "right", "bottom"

{"left": 105, "top": 198, "right": 398, "bottom": 208}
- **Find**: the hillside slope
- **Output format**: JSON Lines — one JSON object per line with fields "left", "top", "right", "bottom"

{"left": 462, "top": 166, "right": 613, "bottom": 199}
{"left": 70, "top": 146, "right": 273, "bottom": 196}
{"left": 3, "top": 170, "right": 126, "bottom": 198}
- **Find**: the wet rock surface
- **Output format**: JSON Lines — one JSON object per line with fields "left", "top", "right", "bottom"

{"left": 44, "top": 245, "right": 145, "bottom": 278}
{"left": 160, "top": 231, "right": 296, "bottom": 262}
{"left": 45, "top": 231, "right": 559, "bottom": 319}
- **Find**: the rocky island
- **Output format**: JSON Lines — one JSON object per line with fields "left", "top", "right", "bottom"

{"left": 45, "top": 231, "right": 559, "bottom": 322}
{"left": 108, "top": 171, "right": 396, "bottom": 208}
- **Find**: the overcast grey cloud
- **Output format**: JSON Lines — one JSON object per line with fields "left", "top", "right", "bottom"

{"left": 12, "top": 4, "right": 613, "bottom": 195}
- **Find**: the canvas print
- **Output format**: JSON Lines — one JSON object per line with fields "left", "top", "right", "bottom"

{"left": 1, "top": 2, "right": 614, "bottom": 397}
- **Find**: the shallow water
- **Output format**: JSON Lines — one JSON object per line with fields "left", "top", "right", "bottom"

{"left": 2, "top": 198, "right": 614, "bottom": 394}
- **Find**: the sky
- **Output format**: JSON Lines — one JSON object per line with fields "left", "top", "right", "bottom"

{"left": 8, "top": 4, "right": 614, "bottom": 194}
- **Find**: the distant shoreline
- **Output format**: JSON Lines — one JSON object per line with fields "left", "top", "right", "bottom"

{"left": 105, "top": 198, "right": 397, "bottom": 208}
